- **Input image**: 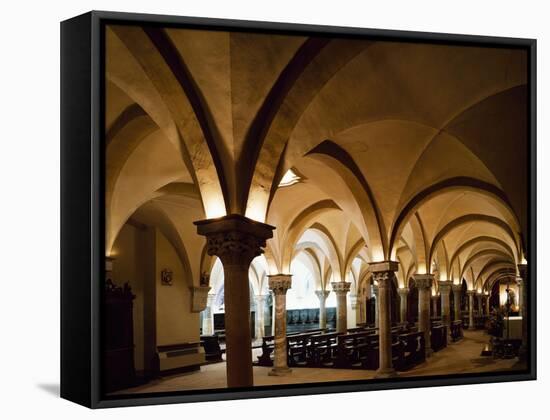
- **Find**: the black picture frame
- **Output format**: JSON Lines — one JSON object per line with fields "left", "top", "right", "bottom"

{"left": 60, "top": 10, "right": 537, "bottom": 409}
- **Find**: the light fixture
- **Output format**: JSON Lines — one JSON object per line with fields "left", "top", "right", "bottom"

{"left": 278, "top": 168, "right": 302, "bottom": 188}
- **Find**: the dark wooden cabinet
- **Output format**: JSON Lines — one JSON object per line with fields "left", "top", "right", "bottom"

{"left": 102, "top": 280, "right": 136, "bottom": 393}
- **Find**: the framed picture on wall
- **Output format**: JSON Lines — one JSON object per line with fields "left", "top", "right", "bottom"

{"left": 60, "top": 10, "right": 537, "bottom": 408}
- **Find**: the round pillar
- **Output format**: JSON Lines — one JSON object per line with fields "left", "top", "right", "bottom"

{"left": 431, "top": 294, "right": 439, "bottom": 317}
{"left": 268, "top": 275, "right": 292, "bottom": 376}
{"left": 438, "top": 281, "right": 452, "bottom": 337}
{"left": 398, "top": 288, "right": 408, "bottom": 325}
{"left": 332, "top": 282, "right": 351, "bottom": 333}
{"left": 484, "top": 294, "right": 491, "bottom": 316}
{"left": 467, "top": 291, "right": 476, "bottom": 330}
{"left": 476, "top": 293, "right": 483, "bottom": 317}
{"left": 414, "top": 274, "right": 433, "bottom": 357}
{"left": 373, "top": 285, "right": 379, "bottom": 328}
{"left": 194, "top": 214, "right": 275, "bottom": 388}
{"left": 452, "top": 284, "right": 462, "bottom": 322}
{"left": 315, "top": 290, "right": 330, "bottom": 329}
{"left": 369, "top": 261, "right": 399, "bottom": 378}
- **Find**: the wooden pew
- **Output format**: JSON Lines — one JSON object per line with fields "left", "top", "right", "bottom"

{"left": 200, "top": 335, "right": 223, "bottom": 362}
{"left": 431, "top": 324, "right": 447, "bottom": 352}
{"left": 396, "top": 331, "right": 425, "bottom": 370}
{"left": 256, "top": 335, "right": 275, "bottom": 366}
{"left": 308, "top": 332, "right": 341, "bottom": 367}
{"left": 450, "top": 320, "right": 464, "bottom": 342}
{"left": 333, "top": 332, "right": 370, "bottom": 368}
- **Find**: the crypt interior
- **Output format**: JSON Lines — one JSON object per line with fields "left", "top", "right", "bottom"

{"left": 103, "top": 24, "right": 530, "bottom": 394}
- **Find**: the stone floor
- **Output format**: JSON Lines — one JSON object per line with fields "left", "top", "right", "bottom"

{"left": 114, "top": 330, "right": 524, "bottom": 395}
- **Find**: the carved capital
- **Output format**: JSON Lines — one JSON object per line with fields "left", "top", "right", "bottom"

{"left": 194, "top": 214, "right": 275, "bottom": 266}
{"left": 438, "top": 281, "right": 452, "bottom": 294}
{"left": 315, "top": 290, "right": 330, "bottom": 300}
{"left": 331, "top": 281, "right": 351, "bottom": 295}
{"left": 189, "top": 286, "right": 211, "bottom": 312}
{"left": 467, "top": 290, "right": 476, "bottom": 296}
{"left": 413, "top": 273, "right": 433, "bottom": 290}
{"left": 369, "top": 261, "right": 398, "bottom": 290}
{"left": 268, "top": 274, "right": 292, "bottom": 295}
{"left": 452, "top": 284, "right": 462, "bottom": 293}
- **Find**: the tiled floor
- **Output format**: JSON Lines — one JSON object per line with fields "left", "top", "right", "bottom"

{"left": 114, "top": 330, "right": 524, "bottom": 395}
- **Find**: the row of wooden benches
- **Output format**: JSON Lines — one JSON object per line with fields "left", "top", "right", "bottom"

{"left": 256, "top": 324, "right": 447, "bottom": 371}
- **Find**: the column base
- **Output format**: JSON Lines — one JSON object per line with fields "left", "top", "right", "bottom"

{"left": 268, "top": 367, "right": 292, "bottom": 376}
{"left": 468, "top": 325, "right": 476, "bottom": 330}
{"left": 426, "top": 348, "right": 434, "bottom": 357}
{"left": 374, "top": 367, "right": 398, "bottom": 378}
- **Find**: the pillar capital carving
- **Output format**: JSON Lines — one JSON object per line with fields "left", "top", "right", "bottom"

{"left": 431, "top": 294, "right": 439, "bottom": 300}
{"left": 438, "top": 281, "right": 452, "bottom": 294}
{"left": 452, "top": 284, "right": 462, "bottom": 293}
{"left": 466, "top": 290, "right": 476, "bottom": 296}
{"left": 413, "top": 274, "right": 433, "bottom": 290}
{"left": 331, "top": 281, "right": 351, "bottom": 295}
{"left": 315, "top": 290, "right": 330, "bottom": 300}
{"left": 194, "top": 214, "right": 275, "bottom": 266}
{"left": 268, "top": 274, "right": 292, "bottom": 295}
{"left": 369, "top": 260, "right": 399, "bottom": 274}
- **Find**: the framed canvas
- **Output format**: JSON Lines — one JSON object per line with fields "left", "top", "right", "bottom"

{"left": 60, "top": 10, "right": 537, "bottom": 408}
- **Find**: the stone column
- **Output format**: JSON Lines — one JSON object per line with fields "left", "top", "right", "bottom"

{"left": 484, "top": 294, "right": 491, "bottom": 316}
{"left": 516, "top": 276, "right": 523, "bottom": 313}
{"left": 476, "top": 293, "right": 483, "bottom": 316}
{"left": 369, "top": 261, "right": 399, "bottom": 378}
{"left": 332, "top": 282, "right": 351, "bottom": 333}
{"left": 373, "top": 285, "right": 379, "bottom": 328}
{"left": 201, "top": 294, "right": 216, "bottom": 335}
{"left": 438, "top": 281, "right": 452, "bottom": 336}
{"left": 255, "top": 294, "right": 268, "bottom": 339}
{"left": 194, "top": 214, "right": 274, "bottom": 388}
{"left": 398, "top": 288, "right": 408, "bottom": 325}
{"left": 517, "top": 264, "right": 528, "bottom": 361}
{"left": 268, "top": 274, "right": 292, "bottom": 376}
{"left": 414, "top": 274, "right": 433, "bottom": 357}
{"left": 467, "top": 291, "right": 476, "bottom": 330}
{"left": 452, "top": 284, "right": 462, "bottom": 322}
{"left": 431, "top": 295, "right": 439, "bottom": 317}
{"left": 315, "top": 290, "right": 330, "bottom": 329}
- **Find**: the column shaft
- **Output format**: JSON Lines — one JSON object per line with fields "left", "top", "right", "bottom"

{"left": 398, "top": 289, "right": 408, "bottom": 325}
{"left": 194, "top": 214, "right": 274, "bottom": 388}
{"left": 332, "top": 282, "right": 351, "bottom": 333}
{"left": 268, "top": 275, "right": 292, "bottom": 376}
{"left": 467, "top": 291, "right": 475, "bottom": 330}
{"left": 315, "top": 290, "right": 330, "bottom": 329}
{"left": 370, "top": 261, "right": 398, "bottom": 378}
{"left": 452, "top": 285, "right": 462, "bottom": 322}
{"left": 438, "top": 282, "right": 451, "bottom": 337}
{"left": 415, "top": 274, "right": 433, "bottom": 357}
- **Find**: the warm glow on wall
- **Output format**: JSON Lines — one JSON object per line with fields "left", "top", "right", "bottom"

{"left": 417, "top": 263, "right": 427, "bottom": 275}
{"left": 204, "top": 198, "right": 226, "bottom": 219}
{"left": 371, "top": 248, "right": 385, "bottom": 263}
{"left": 245, "top": 190, "right": 268, "bottom": 223}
